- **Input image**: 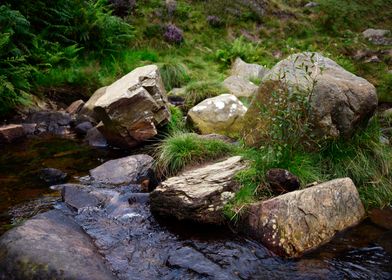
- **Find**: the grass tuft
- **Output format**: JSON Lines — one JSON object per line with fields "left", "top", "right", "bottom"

{"left": 154, "top": 132, "right": 234, "bottom": 177}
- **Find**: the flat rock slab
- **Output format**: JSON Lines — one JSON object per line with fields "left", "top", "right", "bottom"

{"left": 150, "top": 156, "right": 248, "bottom": 224}
{"left": 242, "top": 178, "right": 365, "bottom": 257}
{"left": 90, "top": 154, "right": 154, "bottom": 185}
{"left": 61, "top": 184, "right": 101, "bottom": 210}
{"left": 0, "top": 210, "right": 115, "bottom": 280}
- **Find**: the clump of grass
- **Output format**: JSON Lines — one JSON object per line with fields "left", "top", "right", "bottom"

{"left": 226, "top": 118, "right": 392, "bottom": 219}
{"left": 164, "top": 105, "right": 186, "bottom": 135}
{"left": 159, "top": 62, "right": 190, "bottom": 91}
{"left": 183, "top": 80, "right": 226, "bottom": 109}
{"left": 320, "top": 119, "right": 392, "bottom": 209}
{"left": 154, "top": 132, "right": 234, "bottom": 177}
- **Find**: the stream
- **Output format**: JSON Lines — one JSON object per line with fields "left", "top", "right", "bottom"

{"left": 0, "top": 136, "right": 391, "bottom": 279}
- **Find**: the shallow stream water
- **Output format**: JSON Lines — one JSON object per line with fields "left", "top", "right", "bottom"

{"left": 0, "top": 136, "right": 391, "bottom": 279}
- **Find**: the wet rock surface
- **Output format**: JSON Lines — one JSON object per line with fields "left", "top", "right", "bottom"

{"left": 1, "top": 176, "right": 391, "bottom": 279}
{"left": 39, "top": 167, "right": 68, "bottom": 185}
{"left": 242, "top": 178, "right": 365, "bottom": 257}
{"left": 89, "top": 154, "right": 154, "bottom": 185}
{"left": 0, "top": 209, "right": 115, "bottom": 280}
{"left": 0, "top": 124, "right": 25, "bottom": 144}
{"left": 26, "top": 110, "right": 72, "bottom": 135}
{"left": 150, "top": 156, "right": 248, "bottom": 224}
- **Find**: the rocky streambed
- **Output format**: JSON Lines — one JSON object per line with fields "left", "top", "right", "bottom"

{"left": 0, "top": 137, "right": 391, "bottom": 280}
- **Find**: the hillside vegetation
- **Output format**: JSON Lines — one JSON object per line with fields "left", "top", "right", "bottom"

{"left": 1, "top": 0, "right": 392, "bottom": 216}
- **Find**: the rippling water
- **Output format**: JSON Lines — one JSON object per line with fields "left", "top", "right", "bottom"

{"left": 0, "top": 137, "right": 391, "bottom": 279}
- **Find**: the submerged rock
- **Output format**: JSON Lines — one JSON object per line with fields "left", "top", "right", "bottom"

{"left": 60, "top": 184, "right": 101, "bottom": 211}
{"left": 187, "top": 94, "right": 247, "bottom": 137}
{"left": 223, "top": 75, "right": 258, "bottom": 98}
{"left": 27, "top": 110, "right": 72, "bottom": 135}
{"left": 243, "top": 52, "right": 378, "bottom": 146}
{"left": 89, "top": 154, "right": 154, "bottom": 185}
{"left": 85, "top": 65, "right": 171, "bottom": 148}
{"left": 85, "top": 126, "right": 108, "bottom": 147}
{"left": 0, "top": 124, "right": 25, "bottom": 144}
{"left": 242, "top": 178, "right": 365, "bottom": 258}
{"left": 231, "top": 57, "right": 269, "bottom": 81}
{"left": 0, "top": 210, "right": 115, "bottom": 280}
{"left": 39, "top": 168, "right": 68, "bottom": 185}
{"left": 150, "top": 156, "right": 248, "bottom": 224}
{"left": 75, "top": 121, "right": 93, "bottom": 135}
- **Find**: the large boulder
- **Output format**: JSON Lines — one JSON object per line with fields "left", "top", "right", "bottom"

{"left": 223, "top": 75, "right": 258, "bottom": 98}
{"left": 84, "top": 65, "right": 171, "bottom": 148}
{"left": 187, "top": 94, "right": 247, "bottom": 137}
{"left": 231, "top": 57, "right": 269, "bottom": 81}
{"left": 89, "top": 154, "right": 154, "bottom": 185}
{"left": 150, "top": 156, "right": 248, "bottom": 224}
{"left": 0, "top": 210, "right": 114, "bottom": 280}
{"left": 243, "top": 52, "right": 377, "bottom": 146}
{"left": 241, "top": 178, "right": 365, "bottom": 258}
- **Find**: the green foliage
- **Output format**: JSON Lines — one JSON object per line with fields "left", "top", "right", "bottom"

{"left": 165, "top": 105, "right": 186, "bottom": 135}
{"left": 0, "top": 5, "right": 34, "bottom": 114}
{"left": 159, "top": 62, "right": 190, "bottom": 91}
{"left": 8, "top": 0, "right": 134, "bottom": 54}
{"left": 316, "top": 0, "right": 390, "bottom": 34}
{"left": 378, "top": 72, "right": 392, "bottom": 103}
{"left": 227, "top": 118, "right": 392, "bottom": 219}
{"left": 320, "top": 120, "right": 392, "bottom": 209}
{"left": 154, "top": 132, "right": 233, "bottom": 177}
{"left": 215, "top": 37, "right": 263, "bottom": 66}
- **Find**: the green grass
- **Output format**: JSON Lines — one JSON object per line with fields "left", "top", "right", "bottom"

{"left": 154, "top": 132, "right": 234, "bottom": 177}
{"left": 225, "top": 118, "right": 392, "bottom": 219}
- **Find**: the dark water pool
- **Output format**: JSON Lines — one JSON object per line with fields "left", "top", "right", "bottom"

{"left": 0, "top": 136, "right": 391, "bottom": 279}
{"left": 0, "top": 135, "right": 129, "bottom": 234}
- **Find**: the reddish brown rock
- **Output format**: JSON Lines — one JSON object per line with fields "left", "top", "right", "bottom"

{"left": 0, "top": 124, "right": 25, "bottom": 144}
{"left": 66, "top": 99, "right": 85, "bottom": 115}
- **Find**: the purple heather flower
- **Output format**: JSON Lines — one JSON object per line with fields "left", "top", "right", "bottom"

{"left": 164, "top": 24, "right": 184, "bottom": 44}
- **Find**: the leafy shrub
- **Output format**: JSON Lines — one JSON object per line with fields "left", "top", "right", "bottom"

{"left": 155, "top": 132, "right": 233, "bottom": 176}
{"left": 215, "top": 37, "right": 262, "bottom": 66}
{"left": 0, "top": 5, "right": 34, "bottom": 115}
{"left": 8, "top": 0, "right": 134, "bottom": 54}
{"left": 164, "top": 24, "right": 184, "bottom": 44}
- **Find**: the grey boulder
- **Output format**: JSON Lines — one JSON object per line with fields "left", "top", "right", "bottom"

{"left": 0, "top": 210, "right": 114, "bottom": 280}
